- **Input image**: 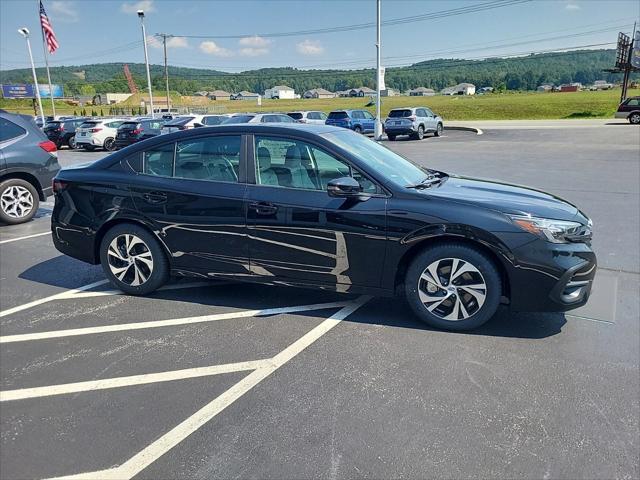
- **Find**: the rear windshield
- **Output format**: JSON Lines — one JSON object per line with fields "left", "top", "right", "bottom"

{"left": 202, "top": 116, "right": 226, "bottom": 125}
{"left": 388, "top": 109, "right": 413, "bottom": 118}
{"left": 164, "top": 117, "right": 194, "bottom": 127}
{"left": 80, "top": 122, "right": 99, "bottom": 128}
{"left": 119, "top": 122, "right": 140, "bottom": 130}
{"left": 222, "top": 115, "right": 254, "bottom": 124}
{"left": 45, "top": 121, "right": 61, "bottom": 128}
{"left": 328, "top": 111, "right": 348, "bottom": 119}
{"left": 287, "top": 113, "right": 303, "bottom": 120}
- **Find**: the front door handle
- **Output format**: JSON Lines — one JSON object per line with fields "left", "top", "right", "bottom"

{"left": 249, "top": 201, "right": 278, "bottom": 215}
{"left": 142, "top": 191, "right": 167, "bottom": 204}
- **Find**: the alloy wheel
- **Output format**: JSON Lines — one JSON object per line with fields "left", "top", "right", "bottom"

{"left": 417, "top": 257, "right": 487, "bottom": 321}
{"left": 104, "top": 138, "right": 115, "bottom": 151}
{"left": 630, "top": 113, "right": 640, "bottom": 124}
{"left": 0, "top": 185, "right": 34, "bottom": 219}
{"left": 107, "top": 234, "right": 154, "bottom": 286}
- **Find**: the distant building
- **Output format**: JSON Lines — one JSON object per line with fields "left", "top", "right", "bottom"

{"left": 409, "top": 87, "right": 435, "bottom": 96}
{"left": 335, "top": 90, "right": 351, "bottom": 97}
{"left": 264, "top": 85, "right": 295, "bottom": 99}
{"left": 233, "top": 91, "right": 260, "bottom": 100}
{"left": 441, "top": 83, "right": 476, "bottom": 95}
{"left": 303, "top": 88, "right": 336, "bottom": 99}
{"left": 590, "top": 80, "right": 613, "bottom": 90}
{"left": 477, "top": 87, "right": 494, "bottom": 94}
{"left": 349, "top": 87, "right": 376, "bottom": 97}
{"left": 537, "top": 84, "right": 553, "bottom": 92}
{"left": 559, "top": 83, "right": 581, "bottom": 93}
{"left": 104, "top": 93, "right": 133, "bottom": 104}
{"left": 194, "top": 91, "right": 209, "bottom": 97}
{"left": 381, "top": 88, "right": 399, "bottom": 97}
{"left": 208, "top": 90, "right": 231, "bottom": 101}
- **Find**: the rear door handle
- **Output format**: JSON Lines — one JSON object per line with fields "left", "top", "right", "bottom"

{"left": 249, "top": 201, "right": 278, "bottom": 215}
{"left": 142, "top": 191, "right": 167, "bottom": 204}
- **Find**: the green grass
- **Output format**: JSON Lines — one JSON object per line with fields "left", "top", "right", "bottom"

{"left": 1, "top": 88, "right": 636, "bottom": 120}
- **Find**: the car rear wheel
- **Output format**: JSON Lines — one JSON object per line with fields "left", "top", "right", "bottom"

{"left": 68, "top": 135, "right": 76, "bottom": 149}
{"left": 354, "top": 126, "right": 363, "bottom": 134}
{"left": 404, "top": 243, "right": 501, "bottom": 331}
{"left": 387, "top": 134, "right": 396, "bottom": 141}
{"left": 413, "top": 125, "right": 425, "bottom": 140}
{"left": 629, "top": 113, "right": 640, "bottom": 124}
{"left": 84, "top": 145, "right": 95, "bottom": 151}
{"left": 435, "top": 123, "right": 443, "bottom": 136}
{"left": 0, "top": 178, "right": 39, "bottom": 225}
{"left": 99, "top": 224, "right": 169, "bottom": 295}
{"left": 103, "top": 137, "right": 116, "bottom": 151}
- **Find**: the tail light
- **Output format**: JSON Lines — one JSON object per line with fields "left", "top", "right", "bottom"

{"left": 57, "top": 127, "right": 64, "bottom": 132}
{"left": 38, "top": 140, "right": 57, "bottom": 153}
{"left": 132, "top": 128, "right": 143, "bottom": 135}
{"left": 408, "top": 115, "right": 417, "bottom": 121}
{"left": 52, "top": 179, "right": 67, "bottom": 193}
{"left": 90, "top": 128, "right": 102, "bottom": 133}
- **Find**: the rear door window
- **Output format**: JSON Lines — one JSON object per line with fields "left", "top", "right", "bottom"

{"left": 288, "top": 113, "right": 303, "bottom": 120}
{"left": 142, "top": 143, "right": 175, "bottom": 177}
{"left": 0, "top": 118, "right": 26, "bottom": 142}
{"left": 174, "top": 135, "right": 240, "bottom": 182}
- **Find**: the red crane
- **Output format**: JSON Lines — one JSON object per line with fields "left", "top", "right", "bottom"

{"left": 123, "top": 64, "right": 138, "bottom": 94}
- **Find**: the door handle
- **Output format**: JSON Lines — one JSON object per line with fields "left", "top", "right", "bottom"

{"left": 142, "top": 191, "right": 167, "bottom": 204}
{"left": 249, "top": 201, "right": 278, "bottom": 215}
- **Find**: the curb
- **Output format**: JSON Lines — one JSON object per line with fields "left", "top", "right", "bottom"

{"left": 444, "top": 125, "right": 484, "bottom": 135}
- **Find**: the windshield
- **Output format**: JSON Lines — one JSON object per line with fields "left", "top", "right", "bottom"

{"left": 222, "top": 115, "right": 254, "bottom": 124}
{"left": 389, "top": 109, "right": 413, "bottom": 118}
{"left": 119, "top": 122, "right": 139, "bottom": 130}
{"left": 328, "top": 111, "right": 348, "bottom": 119}
{"left": 164, "top": 117, "right": 194, "bottom": 127}
{"left": 324, "top": 130, "right": 427, "bottom": 187}
{"left": 203, "top": 116, "right": 226, "bottom": 125}
{"left": 287, "top": 113, "right": 303, "bottom": 120}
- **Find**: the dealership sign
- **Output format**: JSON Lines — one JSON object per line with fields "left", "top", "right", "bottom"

{"left": 1, "top": 83, "right": 64, "bottom": 99}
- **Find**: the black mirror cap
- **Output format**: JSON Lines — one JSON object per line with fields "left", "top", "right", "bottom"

{"left": 193, "top": 123, "right": 203, "bottom": 128}
{"left": 327, "top": 176, "right": 363, "bottom": 197}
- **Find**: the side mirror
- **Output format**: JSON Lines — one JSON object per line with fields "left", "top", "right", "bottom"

{"left": 193, "top": 123, "right": 203, "bottom": 128}
{"left": 327, "top": 176, "right": 362, "bottom": 198}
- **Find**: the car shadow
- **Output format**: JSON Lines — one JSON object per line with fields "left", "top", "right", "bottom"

{"left": 19, "top": 256, "right": 566, "bottom": 339}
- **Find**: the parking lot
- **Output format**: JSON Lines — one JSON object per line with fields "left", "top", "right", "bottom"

{"left": 1, "top": 122, "right": 638, "bottom": 479}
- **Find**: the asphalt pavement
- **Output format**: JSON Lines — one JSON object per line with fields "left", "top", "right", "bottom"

{"left": 0, "top": 122, "right": 638, "bottom": 480}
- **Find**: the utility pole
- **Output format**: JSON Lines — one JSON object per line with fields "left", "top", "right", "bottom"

{"left": 374, "top": 0, "right": 383, "bottom": 140}
{"left": 18, "top": 28, "right": 45, "bottom": 124}
{"left": 158, "top": 34, "right": 171, "bottom": 111}
{"left": 137, "top": 9, "right": 155, "bottom": 118}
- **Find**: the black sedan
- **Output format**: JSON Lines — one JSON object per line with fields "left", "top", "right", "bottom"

{"left": 51, "top": 124, "right": 596, "bottom": 331}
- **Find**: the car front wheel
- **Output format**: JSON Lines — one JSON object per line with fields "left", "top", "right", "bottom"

{"left": 68, "top": 135, "right": 76, "bottom": 149}
{"left": 103, "top": 137, "right": 116, "bottom": 151}
{"left": 99, "top": 223, "right": 169, "bottom": 295}
{"left": 629, "top": 113, "right": 640, "bottom": 124}
{"left": 435, "top": 123, "right": 443, "bottom": 136}
{"left": 404, "top": 243, "right": 501, "bottom": 331}
{"left": 0, "top": 178, "right": 39, "bottom": 225}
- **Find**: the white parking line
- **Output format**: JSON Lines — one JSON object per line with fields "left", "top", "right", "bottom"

{"left": 48, "top": 295, "right": 371, "bottom": 480}
{"left": 0, "top": 359, "right": 269, "bottom": 402}
{"left": 0, "top": 299, "right": 353, "bottom": 343}
{"left": 0, "top": 231, "right": 51, "bottom": 245}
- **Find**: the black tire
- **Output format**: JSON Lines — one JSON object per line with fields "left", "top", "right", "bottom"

{"left": 103, "top": 137, "right": 116, "bottom": 151}
{"left": 0, "top": 178, "right": 39, "bottom": 225}
{"left": 354, "top": 126, "right": 363, "bottom": 134}
{"left": 434, "top": 123, "right": 443, "bottom": 137}
{"left": 84, "top": 145, "right": 96, "bottom": 151}
{"left": 68, "top": 135, "right": 76, "bottom": 149}
{"left": 404, "top": 243, "right": 501, "bottom": 331}
{"left": 413, "top": 125, "right": 425, "bottom": 140}
{"left": 99, "top": 223, "right": 169, "bottom": 295}
{"left": 387, "top": 134, "right": 396, "bottom": 141}
{"left": 629, "top": 113, "right": 640, "bottom": 125}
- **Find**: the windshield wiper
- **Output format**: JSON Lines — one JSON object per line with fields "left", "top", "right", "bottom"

{"left": 405, "top": 174, "right": 445, "bottom": 190}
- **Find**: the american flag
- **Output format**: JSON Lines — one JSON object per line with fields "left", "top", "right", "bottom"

{"left": 39, "top": 1, "right": 59, "bottom": 54}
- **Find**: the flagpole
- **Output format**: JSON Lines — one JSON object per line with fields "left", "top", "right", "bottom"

{"left": 38, "top": 0, "right": 56, "bottom": 117}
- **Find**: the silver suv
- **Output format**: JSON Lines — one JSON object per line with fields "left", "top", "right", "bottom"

{"left": 384, "top": 107, "right": 443, "bottom": 141}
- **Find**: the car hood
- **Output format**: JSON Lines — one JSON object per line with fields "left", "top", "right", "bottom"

{"left": 427, "top": 173, "right": 586, "bottom": 223}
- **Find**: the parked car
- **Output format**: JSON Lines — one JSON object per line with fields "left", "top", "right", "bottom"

{"left": 114, "top": 118, "right": 166, "bottom": 149}
{"left": 202, "top": 114, "right": 231, "bottom": 126}
{"left": 1, "top": 110, "right": 60, "bottom": 224}
{"left": 75, "top": 118, "right": 126, "bottom": 151}
{"left": 325, "top": 109, "right": 375, "bottom": 134}
{"left": 43, "top": 117, "right": 87, "bottom": 149}
{"left": 51, "top": 124, "right": 595, "bottom": 331}
{"left": 160, "top": 115, "right": 205, "bottom": 134}
{"left": 287, "top": 111, "right": 328, "bottom": 124}
{"left": 221, "top": 113, "right": 297, "bottom": 124}
{"left": 615, "top": 96, "right": 640, "bottom": 124}
{"left": 384, "top": 107, "right": 444, "bottom": 140}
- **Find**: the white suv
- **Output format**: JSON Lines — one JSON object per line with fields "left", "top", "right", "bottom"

{"left": 287, "top": 111, "right": 328, "bottom": 124}
{"left": 76, "top": 118, "right": 126, "bottom": 151}
{"left": 160, "top": 115, "right": 206, "bottom": 134}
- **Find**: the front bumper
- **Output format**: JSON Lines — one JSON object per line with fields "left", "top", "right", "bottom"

{"left": 76, "top": 135, "right": 102, "bottom": 146}
{"left": 505, "top": 239, "right": 597, "bottom": 312}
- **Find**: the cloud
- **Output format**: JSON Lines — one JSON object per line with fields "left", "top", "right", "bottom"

{"left": 49, "top": 1, "right": 79, "bottom": 23}
{"left": 239, "top": 47, "right": 269, "bottom": 57}
{"left": 147, "top": 35, "right": 189, "bottom": 49}
{"left": 199, "top": 41, "right": 232, "bottom": 57}
{"left": 296, "top": 39, "right": 324, "bottom": 55}
{"left": 239, "top": 36, "right": 271, "bottom": 48}
{"left": 121, "top": 0, "right": 155, "bottom": 14}
{"left": 565, "top": 2, "right": 580, "bottom": 10}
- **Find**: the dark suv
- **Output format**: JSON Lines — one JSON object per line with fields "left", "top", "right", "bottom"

{"left": 43, "top": 117, "right": 86, "bottom": 149}
{"left": 615, "top": 96, "right": 640, "bottom": 124}
{"left": 0, "top": 110, "right": 60, "bottom": 224}
{"left": 115, "top": 118, "right": 166, "bottom": 149}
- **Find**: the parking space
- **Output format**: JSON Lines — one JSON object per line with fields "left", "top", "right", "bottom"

{"left": 0, "top": 123, "right": 638, "bottom": 479}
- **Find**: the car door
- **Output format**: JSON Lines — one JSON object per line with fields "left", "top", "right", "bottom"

{"left": 246, "top": 134, "right": 387, "bottom": 289}
{"left": 128, "top": 133, "right": 250, "bottom": 277}
{"left": 361, "top": 110, "right": 375, "bottom": 132}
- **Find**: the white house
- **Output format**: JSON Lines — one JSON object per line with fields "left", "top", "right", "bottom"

{"left": 441, "top": 83, "right": 476, "bottom": 95}
{"left": 264, "top": 85, "right": 295, "bottom": 99}
{"left": 408, "top": 87, "right": 435, "bottom": 96}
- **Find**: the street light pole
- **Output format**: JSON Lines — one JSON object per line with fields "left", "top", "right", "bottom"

{"left": 138, "top": 10, "right": 155, "bottom": 118}
{"left": 19, "top": 28, "right": 45, "bottom": 124}
{"left": 374, "top": 0, "right": 383, "bottom": 140}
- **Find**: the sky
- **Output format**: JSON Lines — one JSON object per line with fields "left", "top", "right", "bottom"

{"left": 0, "top": 0, "right": 639, "bottom": 72}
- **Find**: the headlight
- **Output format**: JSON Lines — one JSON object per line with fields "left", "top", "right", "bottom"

{"left": 508, "top": 215, "right": 592, "bottom": 243}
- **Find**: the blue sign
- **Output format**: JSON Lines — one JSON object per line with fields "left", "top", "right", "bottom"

{"left": 1, "top": 84, "right": 35, "bottom": 98}
{"left": 1, "top": 83, "right": 64, "bottom": 99}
